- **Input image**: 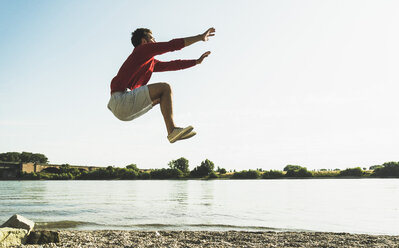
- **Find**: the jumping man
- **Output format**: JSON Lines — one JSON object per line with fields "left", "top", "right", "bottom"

{"left": 108, "top": 27, "right": 216, "bottom": 143}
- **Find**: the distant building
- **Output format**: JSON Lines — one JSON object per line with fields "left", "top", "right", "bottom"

{"left": 0, "top": 162, "right": 100, "bottom": 179}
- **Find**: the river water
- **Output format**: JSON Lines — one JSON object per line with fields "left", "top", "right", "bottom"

{"left": 0, "top": 179, "right": 398, "bottom": 235}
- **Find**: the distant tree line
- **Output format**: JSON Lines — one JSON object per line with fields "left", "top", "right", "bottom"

{"left": 2, "top": 151, "right": 399, "bottom": 180}
{"left": 16, "top": 161, "right": 399, "bottom": 180}
{"left": 18, "top": 157, "right": 225, "bottom": 180}
{"left": 228, "top": 163, "right": 399, "bottom": 179}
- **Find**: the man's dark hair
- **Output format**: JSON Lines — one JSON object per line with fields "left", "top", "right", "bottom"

{"left": 131, "top": 28, "right": 152, "bottom": 47}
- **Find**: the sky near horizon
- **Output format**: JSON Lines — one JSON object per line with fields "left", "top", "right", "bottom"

{"left": 1, "top": 0, "right": 399, "bottom": 171}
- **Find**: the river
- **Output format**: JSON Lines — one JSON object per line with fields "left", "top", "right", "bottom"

{"left": 0, "top": 179, "right": 398, "bottom": 235}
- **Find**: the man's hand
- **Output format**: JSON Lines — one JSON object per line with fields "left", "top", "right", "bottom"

{"left": 201, "top": 27, "right": 216, "bottom": 41}
{"left": 196, "top": 51, "right": 211, "bottom": 64}
{"left": 184, "top": 27, "right": 215, "bottom": 46}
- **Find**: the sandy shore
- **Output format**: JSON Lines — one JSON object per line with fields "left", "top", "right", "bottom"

{"left": 19, "top": 230, "right": 399, "bottom": 248}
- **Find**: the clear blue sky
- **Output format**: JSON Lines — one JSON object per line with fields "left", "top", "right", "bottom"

{"left": 1, "top": 0, "right": 398, "bottom": 170}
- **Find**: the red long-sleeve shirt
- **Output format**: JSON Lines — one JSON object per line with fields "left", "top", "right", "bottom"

{"left": 110, "top": 38, "right": 197, "bottom": 93}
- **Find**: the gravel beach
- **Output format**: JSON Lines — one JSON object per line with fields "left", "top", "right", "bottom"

{"left": 20, "top": 230, "right": 399, "bottom": 248}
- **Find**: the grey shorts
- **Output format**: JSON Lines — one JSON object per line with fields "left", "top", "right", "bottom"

{"left": 107, "top": 85, "right": 153, "bottom": 121}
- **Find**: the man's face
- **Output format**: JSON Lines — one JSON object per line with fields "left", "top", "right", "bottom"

{"left": 144, "top": 33, "right": 155, "bottom": 43}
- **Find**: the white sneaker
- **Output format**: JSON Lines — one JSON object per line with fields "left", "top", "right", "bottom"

{"left": 167, "top": 126, "right": 194, "bottom": 143}
{"left": 180, "top": 131, "right": 196, "bottom": 140}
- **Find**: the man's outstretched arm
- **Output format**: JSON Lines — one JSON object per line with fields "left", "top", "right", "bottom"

{"left": 184, "top": 27, "right": 216, "bottom": 47}
{"left": 154, "top": 51, "right": 211, "bottom": 72}
{"left": 138, "top": 28, "right": 215, "bottom": 60}
{"left": 154, "top": 59, "right": 197, "bottom": 72}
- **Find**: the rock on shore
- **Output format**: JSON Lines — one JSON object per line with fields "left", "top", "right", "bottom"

{"left": 0, "top": 228, "right": 28, "bottom": 248}
{"left": 20, "top": 230, "right": 399, "bottom": 248}
{"left": 0, "top": 214, "right": 35, "bottom": 247}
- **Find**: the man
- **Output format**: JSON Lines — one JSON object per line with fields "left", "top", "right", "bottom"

{"left": 108, "top": 27, "right": 215, "bottom": 143}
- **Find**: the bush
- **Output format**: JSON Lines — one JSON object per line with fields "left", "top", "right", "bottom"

{"left": 232, "top": 170, "right": 260, "bottom": 179}
{"left": 371, "top": 162, "right": 399, "bottom": 177}
{"left": 32, "top": 172, "right": 74, "bottom": 180}
{"left": 20, "top": 172, "right": 40, "bottom": 180}
{"left": 139, "top": 171, "right": 150, "bottom": 179}
{"left": 339, "top": 167, "right": 363, "bottom": 177}
{"left": 80, "top": 166, "right": 114, "bottom": 179}
{"left": 311, "top": 170, "right": 339, "bottom": 177}
{"left": 262, "top": 170, "right": 284, "bottom": 179}
{"left": 79, "top": 171, "right": 88, "bottom": 179}
{"left": 42, "top": 167, "right": 61, "bottom": 174}
{"left": 39, "top": 173, "right": 51, "bottom": 180}
{"left": 208, "top": 171, "right": 218, "bottom": 179}
{"left": 59, "top": 164, "right": 81, "bottom": 176}
{"left": 369, "top": 165, "right": 383, "bottom": 170}
{"left": 120, "top": 169, "right": 138, "bottom": 179}
{"left": 216, "top": 167, "right": 227, "bottom": 174}
{"left": 150, "top": 168, "right": 183, "bottom": 179}
{"left": 57, "top": 173, "right": 74, "bottom": 180}
{"left": 285, "top": 168, "right": 312, "bottom": 178}
{"left": 126, "top": 164, "right": 139, "bottom": 171}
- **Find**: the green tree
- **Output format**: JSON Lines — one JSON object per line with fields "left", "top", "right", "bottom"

{"left": 139, "top": 171, "right": 150, "bottom": 179}
{"left": 20, "top": 152, "right": 48, "bottom": 163}
{"left": 0, "top": 152, "right": 20, "bottom": 162}
{"left": 60, "top": 164, "right": 71, "bottom": 173}
{"left": 217, "top": 167, "right": 227, "bottom": 174}
{"left": 369, "top": 165, "right": 383, "bottom": 170}
{"left": 126, "top": 164, "right": 139, "bottom": 171}
{"left": 285, "top": 167, "right": 312, "bottom": 178}
{"left": 118, "top": 168, "right": 138, "bottom": 179}
{"left": 150, "top": 168, "right": 183, "bottom": 179}
{"left": 190, "top": 159, "right": 215, "bottom": 178}
{"left": 0, "top": 152, "right": 48, "bottom": 163}
{"left": 339, "top": 167, "right": 363, "bottom": 177}
{"left": 42, "top": 167, "right": 61, "bottom": 174}
{"left": 283, "top": 165, "right": 303, "bottom": 171}
{"left": 262, "top": 170, "right": 284, "bottom": 179}
{"left": 232, "top": 170, "right": 260, "bottom": 179}
{"left": 372, "top": 162, "right": 399, "bottom": 177}
{"left": 81, "top": 166, "right": 116, "bottom": 179}
{"left": 168, "top": 157, "right": 189, "bottom": 175}
{"left": 208, "top": 171, "right": 218, "bottom": 179}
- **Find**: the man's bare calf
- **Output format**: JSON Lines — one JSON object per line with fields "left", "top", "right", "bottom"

{"left": 148, "top": 83, "right": 175, "bottom": 135}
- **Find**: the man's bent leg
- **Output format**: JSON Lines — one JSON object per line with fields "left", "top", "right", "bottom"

{"left": 148, "top": 83, "right": 175, "bottom": 134}
{"left": 152, "top": 98, "right": 161, "bottom": 106}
